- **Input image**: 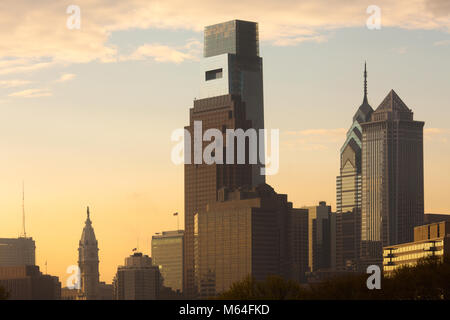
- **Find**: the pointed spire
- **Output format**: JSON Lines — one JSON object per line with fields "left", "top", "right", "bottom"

{"left": 87, "top": 206, "right": 90, "bottom": 221}
{"left": 363, "top": 61, "right": 368, "bottom": 104}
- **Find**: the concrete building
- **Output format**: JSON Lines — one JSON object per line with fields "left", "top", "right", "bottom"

{"left": 361, "top": 89, "right": 424, "bottom": 266}
{"left": 78, "top": 207, "right": 100, "bottom": 300}
{"left": 184, "top": 19, "right": 266, "bottom": 296}
{"left": 383, "top": 221, "right": 450, "bottom": 275}
{"left": 152, "top": 230, "right": 184, "bottom": 293}
{"left": 194, "top": 184, "right": 308, "bottom": 298}
{"left": 0, "top": 237, "right": 35, "bottom": 267}
{"left": 113, "top": 252, "right": 161, "bottom": 300}
{"left": 0, "top": 265, "right": 60, "bottom": 300}
{"left": 303, "top": 202, "right": 335, "bottom": 272}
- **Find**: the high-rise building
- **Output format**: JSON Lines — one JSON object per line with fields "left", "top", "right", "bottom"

{"left": 194, "top": 184, "right": 308, "bottom": 297}
{"left": 361, "top": 89, "right": 424, "bottom": 265}
{"left": 424, "top": 213, "right": 450, "bottom": 225}
{"left": 184, "top": 20, "right": 265, "bottom": 296}
{"left": 113, "top": 252, "right": 161, "bottom": 300}
{"left": 335, "top": 63, "right": 373, "bottom": 271}
{"left": 152, "top": 230, "right": 184, "bottom": 293}
{"left": 0, "top": 265, "right": 61, "bottom": 300}
{"left": 0, "top": 237, "right": 35, "bottom": 267}
{"left": 303, "top": 202, "right": 335, "bottom": 272}
{"left": 78, "top": 207, "right": 99, "bottom": 300}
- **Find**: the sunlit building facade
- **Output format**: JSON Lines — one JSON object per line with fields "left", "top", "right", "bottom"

{"left": 152, "top": 230, "right": 184, "bottom": 293}
{"left": 383, "top": 221, "right": 450, "bottom": 274}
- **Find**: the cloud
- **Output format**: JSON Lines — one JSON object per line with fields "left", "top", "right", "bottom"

{"left": 0, "top": 79, "right": 31, "bottom": 88}
{"left": 283, "top": 128, "right": 346, "bottom": 151}
{"left": 434, "top": 39, "right": 450, "bottom": 46}
{"left": 0, "top": 0, "right": 449, "bottom": 74}
{"left": 8, "top": 88, "right": 52, "bottom": 98}
{"left": 57, "top": 73, "right": 76, "bottom": 82}
{"left": 122, "top": 40, "right": 201, "bottom": 63}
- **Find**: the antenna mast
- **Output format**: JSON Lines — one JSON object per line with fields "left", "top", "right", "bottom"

{"left": 22, "top": 181, "right": 27, "bottom": 238}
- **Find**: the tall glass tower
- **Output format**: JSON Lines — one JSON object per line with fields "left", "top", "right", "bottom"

{"left": 184, "top": 20, "right": 265, "bottom": 296}
{"left": 335, "top": 64, "right": 373, "bottom": 271}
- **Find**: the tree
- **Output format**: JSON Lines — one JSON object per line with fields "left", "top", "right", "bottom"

{"left": 0, "top": 285, "right": 9, "bottom": 300}
{"left": 218, "top": 256, "right": 450, "bottom": 300}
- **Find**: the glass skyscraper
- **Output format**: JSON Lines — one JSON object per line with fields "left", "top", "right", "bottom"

{"left": 184, "top": 20, "right": 266, "bottom": 296}
{"left": 335, "top": 64, "right": 373, "bottom": 271}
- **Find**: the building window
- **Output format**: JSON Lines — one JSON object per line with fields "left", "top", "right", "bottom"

{"left": 205, "top": 68, "right": 223, "bottom": 81}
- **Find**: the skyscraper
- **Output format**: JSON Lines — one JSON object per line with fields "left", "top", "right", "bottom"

{"left": 152, "top": 230, "right": 184, "bottom": 293}
{"left": 0, "top": 237, "right": 35, "bottom": 267}
{"left": 78, "top": 207, "right": 99, "bottom": 300}
{"left": 184, "top": 20, "right": 265, "bottom": 296}
{"left": 335, "top": 63, "right": 373, "bottom": 271}
{"left": 113, "top": 252, "right": 161, "bottom": 300}
{"left": 361, "top": 89, "right": 424, "bottom": 264}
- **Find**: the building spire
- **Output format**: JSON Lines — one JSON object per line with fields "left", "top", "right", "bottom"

{"left": 21, "top": 181, "right": 27, "bottom": 238}
{"left": 87, "top": 206, "right": 90, "bottom": 220}
{"left": 363, "top": 61, "right": 368, "bottom": 104}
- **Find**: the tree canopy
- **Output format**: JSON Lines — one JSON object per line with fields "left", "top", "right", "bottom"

{"left": 218, "top": 256, "right": 450, "bottom": 300}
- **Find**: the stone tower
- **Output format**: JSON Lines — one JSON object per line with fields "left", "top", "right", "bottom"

{"left": 78, "top": 206, "right": 99, "bottom": 299}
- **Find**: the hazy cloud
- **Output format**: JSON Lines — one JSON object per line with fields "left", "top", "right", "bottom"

{"left": 0, "top": 79, "right": 31, "bottom": 88}
{"left": 0, "top": 0, "right": 449, "bottom": 74}
{"left": 57, "top": 73, "right": 76, "bottom": 82}
{"left": 8, "top": 88, "right": 52, "bottom": 98}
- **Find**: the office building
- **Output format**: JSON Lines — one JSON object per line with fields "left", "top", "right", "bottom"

{"left": 424, "top": 213, "right": 450, "bottom": 225}
{"left": 361, "top": 89, "right": 424, "bottom": 265}
{"left": 78, "top": 207, "right": 100, "bottom": 300}
{"left": 0, "top": 237, "right": 35, "bottom": 267}
{"left": 303, "top": 201, "right": 335, "bottom": 272}
{"left": 113, "top": 252, "right": 161, "bottom": 300}
{"left": 383, "top": 221, "right": 450, "bottom": 275}
{"left": 0, "top": 265, "right": 61, "bottom": 300}
{"left": 335, "top": 63, "right": 373, "bottom": 271}
{"left": 185, "top": 20, "right": 266, "bottom": 296}
{"left": 194, "top": 184, "right": 308, "bottom": 297}
{"left": 152, "top": 230, "right": 184, "bottom": 293}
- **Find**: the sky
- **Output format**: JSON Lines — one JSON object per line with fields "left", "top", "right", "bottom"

{"left": 0, "top": 0, "right": 449, "bottom": 284}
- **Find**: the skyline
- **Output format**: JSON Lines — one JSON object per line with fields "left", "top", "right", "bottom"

{"left": 1, "top": 2, "right": 450, "bottom": 285}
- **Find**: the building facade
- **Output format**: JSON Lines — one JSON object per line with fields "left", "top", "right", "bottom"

{"left": 0, "top": 265, "right": 61, "bottom": 300}
{"left": 152, "top": 230, "right": 184, "bottom": 293}
{"left": 303, "top": 201, "right": 335, "bottom": 272}
{"left": 361, "top": 90, "right": 424, "bottom": 265}
{"left": 78, "top": 207, "right": 100, "bottom": 300}
{"left": 383, "top": 221, "right": 450, "bottom": 274}
{"left": 0, "top": 237, "right": 35, "bottom": 267}
{"left": 335, "top": 63, "right": 373, "bottom": 271}
{"left": 194, "top": 184, "right": 308, "bottom": 297}
{"left": 184, "top": 20, "right": 266, "bottom": 296}
{"left": 113, "top": 252, "right": 161, "bottom": 300}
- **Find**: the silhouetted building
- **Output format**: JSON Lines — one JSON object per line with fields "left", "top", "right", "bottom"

{"left": 0, "top": 237, "right": 35, "bottom": 267}
{"left": 335, "top": 63, "right": 373, "bottom": 272}
{"left": 78, "top": 207, "right": 99, "bottom": 300}
{"left": 424, "top": 213, "right": 450, "bottom": 225}
{"left": 194, "top": 184, "right": 308, "bottom": 297}
{"left": 113, "top": 252, "right": 160, "bottom": 300}
{"left": 361, "top": 90, "right": 424, "bottom": 266}
{"left": 0, "top": 265, "right": 60, "bottom": 300}
{"left": 152, "top": 230, "right": 184, "bottom": 293}
{"left": 185, "top": 19, "right": 266, "bottom": 296}
{"left": 303, "top": 202, "right": 335, "bottom": 272}
{"left": 383, "top": 221, "right": 450, "bottom": 275}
